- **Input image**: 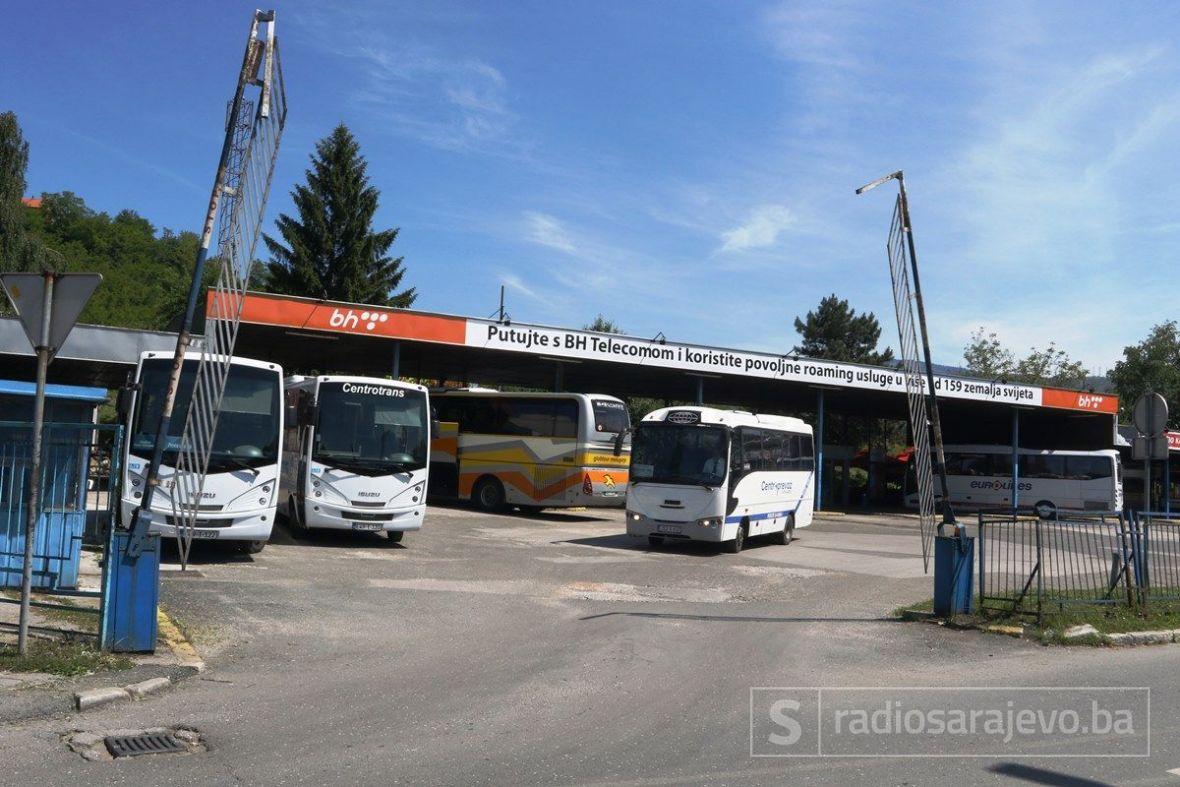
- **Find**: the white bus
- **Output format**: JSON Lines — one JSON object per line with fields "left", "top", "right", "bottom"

{"left": 430, "top": 389, "right": 630, "bottom": 512}
{"left": 626, "top": 407, "right": 815, "bottom": 553}
{"left": 280, "top": 376, "right": 429, "bottom": 542}
{"left": 121, "top": 351, "right": 283, "bottom": 554}
{"left": 904, "top": 444, "right": 1123, "bottom": 518}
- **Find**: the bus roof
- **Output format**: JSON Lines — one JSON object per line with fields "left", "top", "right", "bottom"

{"left": 940, "top": 444, "right": 1120, "bottom": 457}
{"left": 285, "top": 375, "right": 427, "bottom": 393}
{"left": 642, "top": 406, "right": 812, "bottom": 434}
{"left": 139, "top": 350, "right": 281, "bottom": 373}
{"left": 432, "top": 389, "right": 622, "bottom": 401}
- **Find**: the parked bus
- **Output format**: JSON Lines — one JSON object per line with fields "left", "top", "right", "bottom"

{"left": 626, "top": 407, "right": 815, "bottom": 553}
{"left": 903, "top": 444, "right": 1123, "bottom": 518}
{"left": 121, "top": 351, "right": 283, "bottom": 554}
{"left": 280, "top": 376, "right": 430, "bottom": 542}
{"left": 429, "top": 389, "right": 629, "bottom": 512}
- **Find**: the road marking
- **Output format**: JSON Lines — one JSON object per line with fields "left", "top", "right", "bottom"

{"left": 157, "top": 608, "right": 206, "bottom": 672}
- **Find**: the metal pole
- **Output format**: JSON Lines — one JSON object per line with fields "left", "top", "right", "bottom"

{"left": 498, "top": 285, "right": 505, "bottom": 322}
{"left": 895, "top": 173, "right": 955, "bottom": 528}
{"left": 815, "top": 389, "right": 825, "bottom": 512}
{"left": 18, "top": 272, "right": 53, "bottom": 655}
{"left": 695, "top": 377, "right": 704, "bottom": 406}
{"left": 553, "top": 363, "right": 563, "bottom": 393}
{"left": 391, "top": 341, "right": 401, "bottom": 379}
{"left": 1166, "top": 450, "right": 1172, "bottom": 516}
{"left": 128, "top": 15, "right": 263, "bottom": 555}
{"left": 1011, "top": 408, "right": 1020, "bottom": 514}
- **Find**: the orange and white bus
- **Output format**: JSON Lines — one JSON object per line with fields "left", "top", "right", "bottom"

{"left": 429, "top": 389, "right": 630, "bottom": 512}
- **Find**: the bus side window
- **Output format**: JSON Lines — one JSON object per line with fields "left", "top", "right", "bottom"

{"left": 552, "top": 399, "right": 578, "bottom": 438}
{"left": 764, "top": 431, "right": 785, "bottom": 471}
{"left": 799, "top": 434, "right": 814, "bottom": 469}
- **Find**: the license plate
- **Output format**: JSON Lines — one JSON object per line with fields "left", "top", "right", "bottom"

{"left": 352, "top": 522, "right": 383, "bottom": 531}
{"left": 657, "top": 524, "right": 682, "bottom": 534}
{"left": 190, "top": 529, "right": 219, "bottom": 539}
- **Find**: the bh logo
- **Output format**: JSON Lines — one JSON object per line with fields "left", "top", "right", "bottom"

{"left": 329, "top": 308, "right": 389, "bottom": 332}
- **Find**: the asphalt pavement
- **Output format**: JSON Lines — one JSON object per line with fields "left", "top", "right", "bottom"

{"left": 1, "top": 506, "right": 1177, "bottom": 785}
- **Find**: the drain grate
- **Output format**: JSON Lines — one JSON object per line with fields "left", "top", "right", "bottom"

{"left": 105, "top": 733, "right": 187, "bottom": 758}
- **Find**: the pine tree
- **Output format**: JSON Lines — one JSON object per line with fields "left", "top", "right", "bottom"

{"left": 793, "top": 294, "right": 894, "bottom": 365}
{"left": 264, "top": 125, "right": 415, "bottom": 307}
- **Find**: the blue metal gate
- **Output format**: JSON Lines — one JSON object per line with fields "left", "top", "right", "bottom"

{"left": 0, "top": 420, "right": 124, "bottom": 645}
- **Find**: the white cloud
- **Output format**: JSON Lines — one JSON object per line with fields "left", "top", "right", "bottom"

{"left": 717, "top": 204, "right": 795, "bottom": 253}
{"left": 500, "top": 273, "right": 538, "bottom": 300}
{"left": 522, "top": 212, "right": 576, "bottom": 254}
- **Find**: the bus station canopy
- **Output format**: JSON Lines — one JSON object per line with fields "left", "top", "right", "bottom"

{"left": 223, "top": 291, "right": 1119, "bottom": 451}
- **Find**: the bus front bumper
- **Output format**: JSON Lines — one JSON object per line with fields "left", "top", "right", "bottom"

{"left": 625, "top": 511, "right": 728, "bottom": 542}
{"left": 303, "top": 502, "right": 425, "bottom": 533}
{"left": 120, "top": 500, "right": 275, "bottom": 542}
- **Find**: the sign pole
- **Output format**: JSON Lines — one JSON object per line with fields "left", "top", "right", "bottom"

{"left": 17, "top": 273, "right": 54, "bottom": 656}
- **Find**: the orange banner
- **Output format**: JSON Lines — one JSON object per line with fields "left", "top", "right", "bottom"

{"left": 212, "top": 292, "right": 467, "bottom": 345}
{"left": 1040, "top": 388, "right": 1119, "bottom": 414}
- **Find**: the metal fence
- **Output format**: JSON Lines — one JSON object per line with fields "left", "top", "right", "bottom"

{"left": 0, "top": 421, "right": 123, "bottom": 644}
{"left": 1128, "top": 511, "right": 1180, "bottom": 602}
{"left": 978, "top": 511, "right": 1136, "bottom": 622}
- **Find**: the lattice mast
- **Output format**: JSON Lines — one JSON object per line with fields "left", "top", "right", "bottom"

{"left": 856, "top": 171, "right": 955, "bottom": 571}
{"left": 128, "top": 11, "right": 287, "bottom": 563}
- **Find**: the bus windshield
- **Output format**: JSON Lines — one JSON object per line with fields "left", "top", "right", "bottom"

{"left": 631, "top": 423, "right": 728, "bottom": 487}
{"left": 314, "top": 382, "right": 428, "bottom": 473}
{"left": 131, "top": 359, "right": 281, "bottom": 471}
{"left": 592, "top": 399, "right": 629, "bottom": 439}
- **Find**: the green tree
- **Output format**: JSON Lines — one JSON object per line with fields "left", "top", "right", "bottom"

{"left": 1109, "top": 321, "right": 1180, "bottom": 428}
{"left": 962, "top": 328, "right": 1014, "bottom": 379}
{"left": 793, "top": 294, "right": 893, "bottom": 365}
{"left": 0, "top": 110, "right": 38, "bottom": 276}
{"left": 264, "top": 125, "right": 415, "bottom": 307}
{"left": 585, "top": 314, "right": 621, "bottom": 333}
{"left": 962, "top": 327, "right": 1088, "bottom": 388}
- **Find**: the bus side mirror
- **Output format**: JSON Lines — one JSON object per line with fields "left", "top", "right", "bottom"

{"left": 613, "top": 428, "right": 631, "bottom": 457}
{"left": 115, "top": 380, "right": 137, "bottom": 421}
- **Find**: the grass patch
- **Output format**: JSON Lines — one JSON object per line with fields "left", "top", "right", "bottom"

{"left": 0, "top": 640, "right": 133, "bottom": 676}
{"left": 895, "top": 595, "right": 1180, "bottom": 645}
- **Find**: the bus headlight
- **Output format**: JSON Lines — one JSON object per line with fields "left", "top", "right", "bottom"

{"left": 628, "top": 512, "right": 641, "bottom": 522}
{"left": 696, "top": 517, "right": 722, "bottom": 528}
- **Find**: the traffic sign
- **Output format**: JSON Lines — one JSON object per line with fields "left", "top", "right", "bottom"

{"left": 1133, "top": 435, "right": 1169, "bottom": 461}
{"left": 0, "top": 272, "right": 102, "bottom": 358}
{"left": 1133, "top": 392, "right": 1168, "bottom": 437}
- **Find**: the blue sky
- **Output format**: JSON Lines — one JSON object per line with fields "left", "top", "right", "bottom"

{"left": 5, "top": 1, "right": 1180, "bottom": 373}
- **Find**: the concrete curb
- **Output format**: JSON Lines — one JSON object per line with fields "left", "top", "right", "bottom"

{"left": 75, "top": 687, "right": 129, "bottom": 711}
{"left": 156, "top": 608, "right": 205, "bottom": 672}
{"left": 125, "top": 676, "right": 171, "bottom": 699}
{"left": 74, "top": 676, "right": 174, "bottom": 711}
{"left": 1106, "top": 629, "right": 1180, "bottom": 646}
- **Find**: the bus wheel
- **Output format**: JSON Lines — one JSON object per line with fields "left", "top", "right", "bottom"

{"left": 726, "top": 523, "right": 747, "bottom": 554}
{"left": 238, "top": 540, "right": 266, "bottom": 555}
{"left": 647, "top": 535, "right": 664, "bottom": 547}
{"left": 1034, "top": 500, "right": 1056, "bottom": 520}
{"left": 385, "top": 530, "right": 404, "bottom": 544}
{"left": 773, "top": 516, "right": 795, "bottom": 546}
{"left": 473, "top": 477, "right": 506, "bottom": 513}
